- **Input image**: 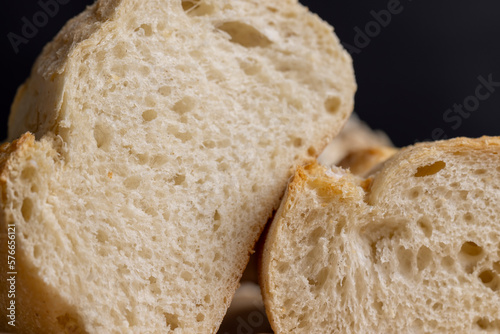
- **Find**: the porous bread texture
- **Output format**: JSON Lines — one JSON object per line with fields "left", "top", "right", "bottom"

{"left": 318, "top": 113, "right": 392, "bottom": 167}
{"left": 240, "top": 126, "right": 394, "bottom": 288}
{"left": 1, "top": 0, "right": 355, "bottom": 333}
{"left": 261, "top": 137, "right": 500, "bottom": 333}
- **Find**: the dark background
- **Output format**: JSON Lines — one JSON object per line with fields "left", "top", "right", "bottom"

{"left": 2, "top": 0, "right": 500, "bottom": 147}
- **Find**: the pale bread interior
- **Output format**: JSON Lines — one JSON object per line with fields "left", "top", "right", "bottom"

{"left": 261, "top": 137, "right": 500, "bottom": 333}
{"left": 318, "top": 114, "right": 392, "bottom": 167}
{"left": 0, "top": 0, "right": 355, "bottom": 332}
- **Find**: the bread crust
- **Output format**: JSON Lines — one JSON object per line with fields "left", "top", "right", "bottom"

{"left": 260, "top": 162, "right": 332, "bottom": 330}
{"left": 0, "top": 133, "right": 87, "bottom": 333}
{"left": 8, "top": 1, "right": 121, "bottom": 140}
{"left": 369, "top": 136, "right": 500, "bottom": 204}
{"left": 261, "top": 136, "right": 500, "bottom": 333}
{"left": 338, "top": 146, "right": 398, "bottom": 177}
{"left": 3, "top": 0, "right": 356, "bottom": 332}
{"left": 318, "top": 114, "right": 393, "bottom": 167}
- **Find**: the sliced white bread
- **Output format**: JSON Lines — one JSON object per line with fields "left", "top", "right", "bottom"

{"left": 0, "top": 0, "right": 356, "bottom": 332}
{"left": 240, "top": 118, "right": 393, "bottom": 285}
{"left": 261, "top": 137, "right": 500, "bottom": 333}
{"left": 222, "top": 140, "right": 395, "bottom": 333}
{"left": 337, "top": 146, "right": 398, "bottom": 177}
{"left": 318, "top": 114, "right": 392, "bottom": 167}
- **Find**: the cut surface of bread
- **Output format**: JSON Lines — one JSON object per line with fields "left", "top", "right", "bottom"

{"left": 318, "top": 113, "right": 392, "bottom": 167}
{"left": 0, "top": 0, "right": 355, "bottom": 333}
{"left": 338, "top": 146, "right": 398, "bottom": 177}
{"left": 261, "top": 137, "right": 500, "bottom": 333}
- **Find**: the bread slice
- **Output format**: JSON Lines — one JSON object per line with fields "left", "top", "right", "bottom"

{"left": 240, "top": 119, "right": 393, "bottom": 285}
{"left": 337, "top": 146, "right": 398, "bottom": 177}
{"left": 318, "top": 114, "right": 392, "bottom": 167}
{"left": 0, "top": 0, "right": 355, "bottom": 332}
{"left": 223, "top": 140, "right": 394, "bottom": 332}
{"left": 261, "top": 137, "right": 500, "bottom": 333}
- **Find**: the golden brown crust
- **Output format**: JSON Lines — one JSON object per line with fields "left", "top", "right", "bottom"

{"left": 338, "top": 146, "right": 398, "bottom": 177}
{"left": 259, "top": 162, "right": 329, "bottom": 330}
{"left": 261, "top": 136, "right": 500, "bottom": 333}
{"left": 260, "top": 162, "right": 363, "bottom": 331}
{"left": 259, "top": 168, "right": 300, "bottom": 330}
{"left": 0, "top": 134, "right": 88, "bottom": 333}
{"left": 0, "top": 133, "right": 35, "bottom": 203}
{"left": 318, "top": 114, "right": 392, "bottom": 167}
{"left": 0, "top": 133, "right": 35, "bottom": 170}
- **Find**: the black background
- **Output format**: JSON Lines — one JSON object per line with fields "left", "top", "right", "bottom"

{"left": 2, "top": 0, "right": 500, "bottom": 147}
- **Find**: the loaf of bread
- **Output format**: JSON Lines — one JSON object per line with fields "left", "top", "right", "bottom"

{"left": 261, "top": 137, "right": 500, "bottom": 333}
{"left": 0, "top": 0, "right": 356, "bottom": 332}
